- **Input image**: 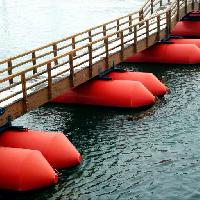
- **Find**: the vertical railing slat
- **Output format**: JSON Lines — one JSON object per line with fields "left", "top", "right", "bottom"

{"left": 21, "top": 72, "right": 28, "bottom": 112}
{"left": 72, "top": 36, "right": 76, "bottom": 57}
{"left": 129, "top": 15, "right": 133, "bottom": 33}
{"left": 32, "top": 51, "right": 37, "bottom": 74}
{"left": 177, "top": 0, "right": 180, "bottom": 21}
{"left": 8, "top": 60, "right": 13, "bottom": 85}
{"left": 120, "top": 31, "right": 124, "bottom": 62}
{"left": 157, "top": 15, "right": 161, "bottom": 41}
{"left": 69, "top": 54, "right": 74, "bottom": 87}
{"left": 104, "top": 37, "right": 109, "bottom": 68}
{"left": 151, "top": 0, "right": 154, "bottom": 14}
{"left": 53, "top": 44, "right": 58, "bottom": 65}
{"left": 134, "top": 25, "right": 137, "bottom": 53}
{"left": 117, "top": 19, "right": 120, "bottom": 37}
{"left": 47, "top": 62, "right": 52, "bottom": 100}
{"left": 88, "top": 30, "right": 92, "bottom": 42}
{"left": 185, "top": 0, "right": 188, "bottom": 14}
{"left": 192, "top": 0, "right": 195, "bottom": 10}
{"left": 88, "top": 43, "right": 93, "bottom": 78}
{"left": 146, "top": 20, "right": 149, "bottom": 47}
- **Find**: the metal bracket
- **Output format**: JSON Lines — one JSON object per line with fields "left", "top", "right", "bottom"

{"left": 96, "top": 63, "right": 127, "bottom": 80}
{"left": 181, "top": 11, "right": 200, "bottom": 21}
{"left": 0, "top": 115, "right": 27, "bottom": 134}
{"left": 0, "top": 107, "right": 5, "bottom": 116}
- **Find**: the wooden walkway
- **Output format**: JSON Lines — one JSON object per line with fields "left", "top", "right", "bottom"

{"left": 0, "top": 0, "right": 199, "bottom": 127}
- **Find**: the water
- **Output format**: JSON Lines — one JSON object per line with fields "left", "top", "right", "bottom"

{"left": 0, "top": 63, "right": 200, "bottom": 200}
{"left": 1, "top": 1, "right": 200, "bottom": 200}
{"left": 0, "top": 0, "right": 142, "bottom": 59}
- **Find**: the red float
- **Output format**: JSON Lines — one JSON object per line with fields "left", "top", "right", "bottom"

{"left": 0, "top": 147, "right": 57, "bottom": 191}
{"left": 169, "top": 38, "right": 200, "bottom": 48}
{"left": 0, "top": 130, "right": 81, "bottom": 169}
{"left": 171, "top": 21, "right": 200, "bottom": 37}
{"left": 52, "top": 80, "right": 155, "bottom": 108}
{"left": 107, "top": 72, "right": 167, "bottom": 96}
{"left": 125, "top": 43, "right": 200, "bottom": 64}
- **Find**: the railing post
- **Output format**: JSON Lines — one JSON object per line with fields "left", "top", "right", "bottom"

{"left": 32, "top": 51, "right": 37, "bottom": 74}
{"left": 104, "top": 37, "right": 109, "bottom": 68}
{"left": 177, "top": 0, "right": 180, "bottom": 21}
{"left": 198, "top": 0, "right": 200, "bottom": 10}
{"left": 53, "top": 44, "right": 58, "bottom": 65}
{"left": 88, "top": 30, "right": 92, "bottom": 42}
{"left": 88, "top": 43, "right": 93, "bottom": 78}
{"left": 129, "top": 15, "right": 132, "bottom": 33}
{"left": 21, "top": 72, "right": 28, "bottom": 112}
{"left": 72, "top": 36, "right": 76, "bottom": 57}
{"left": 192, "top": 0, "right": 195, "bottom": 10}
{"left": 133, "top": 25, "right": 137, "bottom": 53}
{"left": 8, "top": 60, "right": 13, "bottom": 85}
{"left": 139, "top": 9, "right": 144, "bottom": 22}
{"left": 120, "top": 31, "right": 124, "bottom": 62}
{"left": 47, "top": 62, "right": 52, "bottom": 100}
{"left": 151, "top": 0, "right": 154, "bottom": 14}
{"left": 146, "top": 20, "right": 149, "bottom": 48}
{"left": 166, "top": 9, "right": 171, "bottom": 35}
{"left": 199, "top": 0, "right": 200, "bottom": 10}
{"left": 160, "top": 0, "right": 163, "bottom": 7}
{"left": 185, "top": 0, "right": 188, "bottom": 14}
{"left": 157, "top": 15, "right": 161, "bottom": 41}
{"left": 103, "top": 25, "right": 107, "bottom": 37}
{"left": 69, "top": 53, "right": 74, "bottom": 87}
{"left": 117, "top": 19, "right": 120, "bottom": 37}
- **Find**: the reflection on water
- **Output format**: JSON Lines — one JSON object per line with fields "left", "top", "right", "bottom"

{"left": 0, "top": 0, "right": 142, "bottom": 59}
{"left": 0, "top": 64, "right": 199, "bottom": 200}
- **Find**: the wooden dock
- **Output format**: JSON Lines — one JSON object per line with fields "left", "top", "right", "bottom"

{"left": 0, "top": 0, "right": 199, "bottom": 127}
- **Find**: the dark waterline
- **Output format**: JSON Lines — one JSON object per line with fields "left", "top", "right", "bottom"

{"left": 1, "top": 63, "right": 200, "bottom": 200}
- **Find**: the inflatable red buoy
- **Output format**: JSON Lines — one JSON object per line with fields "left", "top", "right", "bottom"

{"left": 107, "top": 72, "right": 167, "bottom": 96}
{"left": 52, "top": 80, "right": 155, "bottom": 108}
{"left": 0, "top": 147, "right": 57, "bottom": 191}
{"left": 0, "top": 130, "right": 81, "bottom": 169}
{"left": 169, "top": 38, "right": 200, "bottom": 48}
{"left": 125, "top": 44, "right": 200, "bottom": 64}
{"left": 171, "top": 21, "right": 200, "bottom": 37}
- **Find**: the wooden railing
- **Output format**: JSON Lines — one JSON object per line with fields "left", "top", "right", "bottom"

{"left": 0, "top": 0, "right": 173, "bottom": 80}
{"left": 0, "top": 0, "right": 199, "bottom": 126}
